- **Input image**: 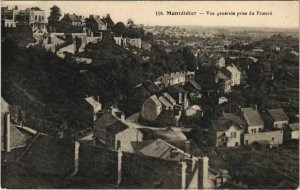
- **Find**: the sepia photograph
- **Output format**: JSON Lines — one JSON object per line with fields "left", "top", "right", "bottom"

{"left": 1, "top": 1, "right": 299, "bottom": 189}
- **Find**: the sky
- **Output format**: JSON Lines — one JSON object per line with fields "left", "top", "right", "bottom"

{"left": 2, "top": 1, "right": 299, "bottom": 28}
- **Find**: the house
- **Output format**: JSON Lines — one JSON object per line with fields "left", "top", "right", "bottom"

{"left": 243, "top": 130, "right": 283, "bottom": 147}
{"left": 156, "top": 109, "right": 181, "bottom": 127}
{"left": 157, "top": 72, "right": 186, "bottom": 87}
{"left": 114, "top": 36, "right": 142, "bottom": 49}
{"left": 264, "top": 108, "right": 289, "bottom": 129}
{"left": 217, "top": 68, "right": 232, "bottom": 93}
{"left": 195, "top": 67, "right": 231, "bottom": 93}
{"left": 166, "top": 86, "right": 189, "bottom": 110}
{"left": 1, "top": 6, "right": 18, "bottom": 28}
{"left": 106, "top": 121, "right": 143, "bottom": 153}
{"left": 86, "top": 15, "right": 107, "bottom": 37}
{"left": 183, "top": 79, "right": 202, "bottom": 100}
{"left": 223, "top": 112, "right": 247, "bottom": 130}
{"left": 141, "top": 95, "right": 162, "bottom": 121}
{"left": 136, "top": 139, "right": 189, "bottom": 161}
{"left": 185, "top": 105, "right": 203, "bottom": 117}
{"left": 93, "top": 108, "right": 143, "bottom": 153}
{"left": 185, "top": 71, "right": 195, "bottom": 81}
{"left": 15, "top": 7, "right": 46, "bottom": 31}
{"left": 226, "top": 63, "right": 241, "bottom": 86}
{"left": 209, "top": 119, "right": 243, "bottom": 147}
{"left": 102, "top": 14, "right": 114, "bottom": 30}
{"left": 240, "top": 107, "right": 264, "bottom": 134}
{"left": 60, "top": 13, "right": 84, "bottom": 27}
{"left": 84, "top": 96, "right": 102, "bottom": 121}
{"left": 284, "top": 123, "right": 299, "bottom": 140}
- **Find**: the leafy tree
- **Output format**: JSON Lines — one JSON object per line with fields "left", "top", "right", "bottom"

{"left": 48, "top": 5, "right": 62, "bottom": 30}
{"left": 112, "top": 22, "right": 126, "bottom": 36}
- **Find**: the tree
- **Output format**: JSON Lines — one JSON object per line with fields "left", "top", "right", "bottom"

{"left": 112, "top": 22, "right": 126, "bottom": 36}
{"left": 48, "top": 5, "right": 61, "bottom": 30}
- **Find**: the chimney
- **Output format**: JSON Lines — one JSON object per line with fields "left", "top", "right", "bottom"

{"left": 121, "top": 113, "right": 125, "bottom": 122}
{"left": 181, "top": 160, "right": 187, "bottom": 189}
{"left": 184, "top": 140, "right": 190, "bottom": 154}
{"left": 90, "top": 14, "right": 94, "bottom": 19}
{"left": 5, "top": 113, "right": 11, "bottom": 153}
{"left": 198, "top": 156, "right": 209, "bottom": 189}
{"left": 107, "top": 14, "right": 110, "bottom": 18}
{"left": 14, "top": 5, "right": 18, "bottom": 10}
{"left": 255, "top": 104, "right": 258, "bottom": 111}
{"left": 71, "top": 141, "right": 80, "bottom": 176}
{"left": 97, "top": 96, "right": 100, "bottom": 102}
{"left": 117, "top": 149, "right": 123, "bottom": 186}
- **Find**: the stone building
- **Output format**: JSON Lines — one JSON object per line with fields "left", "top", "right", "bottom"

{"left": 141, "top": 95, "right": 162, "bottom": 121}
{"left": 209, "top": 119, "right": 243, "bottom": 147}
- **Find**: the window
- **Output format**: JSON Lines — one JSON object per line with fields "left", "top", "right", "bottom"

{"left": 231, "top": 132, "right": 237, "bottom": 138}
{"left": 254, "top": 128, "right": 257, "bottom": 133}
{"left": 275, "top": 124, "right": 278, "bottom": 128}
{"left": 35, "top": 15, "right": 38, "bottom": 21}
{"left": 259, "top": 128, "right": 262, "bottom": 132}
{"left": 245, "top": 140, "right": 248, "bottom": 145}
{"left": 272, "top": 137, "right": 275, "bottom": 141}
{"left": 117, "top": 140, "right": 121, "bottom": 149}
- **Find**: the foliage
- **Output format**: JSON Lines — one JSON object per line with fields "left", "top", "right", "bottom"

{"left": 1, "top": 25, "right": 35, "bottom": 48}
{"left": 48, "top": 5, "right": 62, "bottom": 28}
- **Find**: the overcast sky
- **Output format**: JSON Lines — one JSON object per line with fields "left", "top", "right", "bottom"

{"left": 2, "top": 1, "right": 299, "bottom": 28}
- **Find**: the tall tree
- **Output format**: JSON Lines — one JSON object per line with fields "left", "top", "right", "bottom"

{"left": 48, "top": 5, "right": 61, "bottom": 30}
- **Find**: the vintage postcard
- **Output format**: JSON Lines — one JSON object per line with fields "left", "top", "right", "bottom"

{"left": 1, "top": 1, "right": 299, "bottom": 189}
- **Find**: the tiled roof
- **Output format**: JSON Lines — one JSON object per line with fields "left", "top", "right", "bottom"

{"left": 140, "top": 127, "right": 187, "bottom": 141}
{"left": 68, "top": 14, "right": 81, "bottom": 22}
{"left": 211, "top": 119, "right": 241, "bottom": 131}
{"left": 241, "top": 107, "right": 264, "bottom": 126}
{"left": 106, "top": 121, "right": 128, "bottom": 135}
{"left": 162, "top": 92, "right": 176, "bottom": 105}
{"left": 137, "top": 139, "right": 190, "bottom": 161}
{"left": 158, "top": 96, "right": 173, "bottom": 108}
{"left": 223, "top": 112, "right": 247, "bottom": 126}
{"left": 94, "top": 112, "right": 118, "bottom": 140}
{"left": 188, "top": 80, "right": 202, "bottom": 90}
{"left": 267, "top": 108, "right": 288, "bottom": 121}
{"left": 139, "top": 140, "right": 171, "bottom": 159}
{"left": 148, "top": 95, "right": 162, "bottom": 107}
{"left": 288, "top": 123, "right": 299, "bottom": 131}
